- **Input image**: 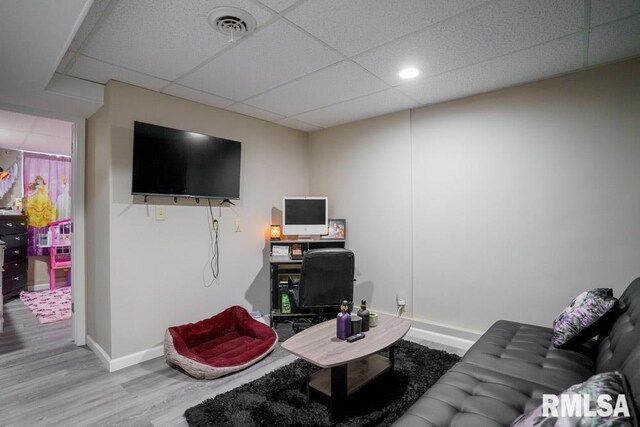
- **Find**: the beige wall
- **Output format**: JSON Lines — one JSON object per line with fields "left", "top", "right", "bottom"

{"left": 309, "top": 58, "right": 640, "bottom": 334}
{"left": 309, "top": 111, "right": 413, "bottom": 316}
{"left": 87, "top": 81, "right": 309, "bottom": 359}
{"left": 86, "top": 103, "right": 112, "bottom": 355}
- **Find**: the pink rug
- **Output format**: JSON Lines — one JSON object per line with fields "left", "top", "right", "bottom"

{"left": 19, "top": 287, "right": 72, "bottom": 324}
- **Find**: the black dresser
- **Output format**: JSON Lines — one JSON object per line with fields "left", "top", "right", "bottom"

{"left": 0, "top": 214, "right": 28, "bottom": 301}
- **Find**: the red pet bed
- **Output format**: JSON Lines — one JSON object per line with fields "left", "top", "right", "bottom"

{"left": 164, "top": 306, "right": 278, "bottom": 379}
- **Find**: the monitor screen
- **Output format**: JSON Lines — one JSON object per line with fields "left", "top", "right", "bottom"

{"left": 132, "top": 121, "right": 241, "bottom": 199}
{"left": 282, "top": 197, "right": 328, "bottom": 236}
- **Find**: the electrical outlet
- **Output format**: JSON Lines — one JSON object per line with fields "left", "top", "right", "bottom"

{"left": 155, "top": 206, "right": 166, "bottom": 221}
{"left": 396, "top": 291, "right": 406, "bottom": 306}
{"left": 234, "top": 219, "right": 241, "bottom": 232}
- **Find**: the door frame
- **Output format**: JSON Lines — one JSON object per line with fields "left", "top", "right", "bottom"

{"left": 0, "top": 101, "right": 86, "bottom": 345}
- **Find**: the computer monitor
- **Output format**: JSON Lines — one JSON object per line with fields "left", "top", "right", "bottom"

{"left": 282, "top": 197, "right": 328, "bottom": 236}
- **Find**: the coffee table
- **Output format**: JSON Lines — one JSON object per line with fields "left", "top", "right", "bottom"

{"left": 281, "top": 313, "right": 411, "bottom": 419}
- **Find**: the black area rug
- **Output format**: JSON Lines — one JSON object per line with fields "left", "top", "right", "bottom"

{"left": 184, "top": 340, "right": 460, "bottom": 427}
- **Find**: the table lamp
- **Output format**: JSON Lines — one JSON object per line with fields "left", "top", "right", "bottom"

{"left": 270, "top": 224, "right": 281, "bottom": 240}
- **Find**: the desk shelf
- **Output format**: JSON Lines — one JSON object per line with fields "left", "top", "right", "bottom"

{"left": 269, "top": 239, "right": 346, "bottom": 327}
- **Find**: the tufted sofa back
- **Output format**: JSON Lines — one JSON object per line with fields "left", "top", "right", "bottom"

{"left": 596, "top": 277, "right": 640, "bottom": 407}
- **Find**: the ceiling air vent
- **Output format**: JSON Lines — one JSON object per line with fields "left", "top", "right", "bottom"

{"left": 208, "top": 7, "right": 257, "bottom": 41}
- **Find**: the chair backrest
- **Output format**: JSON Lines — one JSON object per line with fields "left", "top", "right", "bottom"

{"left": 596, "top": 277, "right": 640, "bottom": 408}
{"left": 299, "top": 248, "right": 354, "bottom": 309}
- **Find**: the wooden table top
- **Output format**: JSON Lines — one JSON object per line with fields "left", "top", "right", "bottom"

{"left": 281, "top": 313, "right": 411, "bottom": 368}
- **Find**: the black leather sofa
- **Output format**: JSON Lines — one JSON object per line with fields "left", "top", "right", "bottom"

{"left": 395, "top": 278, "right": 640, "bottom": 426}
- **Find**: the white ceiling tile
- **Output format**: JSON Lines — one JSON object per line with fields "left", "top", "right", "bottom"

{"left": 56, "top": 51, "right": 76, "bottom": 73}
{"left": 23, "top": 133, "right": 71, "bottom": 156}
{"left": 591, "top": 0, "right": 640, "bottom": 26}
{"left": 179, "top": 20, "right": 342, "bottom": 101}
{"left": 589, "top": 14, "right": 640, "bottom": 66}
{"left": 245, "top": 61, "right": 388, "bottom": 116}
{"left": 286, "top": 0, "right": 489, "bottom": 57}
{"left": 81, "top": 0, "right": 274, "bottom": 80}
{"left": 0, "top": 129, "right": 28, "bottom": 149}
{"left": 398, "top": 33, "right": 584, "bottom": 105}
{"left": 293, "top": 89, "right": 420, "bottom": 128}
{"left": 275, "top": 117, "right": 322, "bottom": 132}
{"left": 68, "top": 55, "right": 170, "bottom": 91}
{"left": 0, "top": 110, "right": 37, "bottom": 132}
{"left": 355, "top": 0, "right": 583, "bottom": 86}
{"left": 256, "top": 0, "right": 299, "bottom": 13}
{"left": 68, "top": 0, "right": 111, "bottom": 52}
{"left": 226, "top": 103, "right": 284, "bottom": 122}
{"left": 162, "top": 84, "right": 235, "bottom": 109}
{"left": 32, "top": 117, "right": 73, "bottom": 139}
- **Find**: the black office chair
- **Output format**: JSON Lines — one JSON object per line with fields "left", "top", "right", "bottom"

{"left": 290, "top": 248, "right": 355, "bottom": 333}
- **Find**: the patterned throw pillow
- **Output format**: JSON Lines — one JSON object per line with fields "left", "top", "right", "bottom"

{"left": 552, "top": 288, "right": 618, "bottom": 348}
{"left": 510, "top": 371, "right": 637, "bottom": 427}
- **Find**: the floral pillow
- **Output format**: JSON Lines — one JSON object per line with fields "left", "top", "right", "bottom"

{"left": 552, "top": 288, "right": 618, "bottom": 348}
{"left": 510, "top": 371, "right": 636, "bottom": 427}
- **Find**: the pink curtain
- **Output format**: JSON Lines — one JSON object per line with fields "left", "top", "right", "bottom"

{"left": 23, "top": 153, "right": 72, "bottom": 256}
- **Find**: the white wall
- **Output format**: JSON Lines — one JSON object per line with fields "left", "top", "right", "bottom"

{"left": 88, "top": 81, "right": 309, "bottom": 359}
{"left": 86, "top": 104, "right": 112, "bottom": 355}
{"left": 309, "top": 111, "right": 413, "bottom": 316}
{"left": 309, "top": 58, "right": 640, "bottom": 334}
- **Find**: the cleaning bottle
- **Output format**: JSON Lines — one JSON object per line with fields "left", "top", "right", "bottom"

{"left": 357, "top": 300, "right": 370, "bottom": 332}
{"left": 281, "top": 293, "right": 291, "bottom": 314}
{"left": 336, "top": 300, "right": 351, "bottom": 340}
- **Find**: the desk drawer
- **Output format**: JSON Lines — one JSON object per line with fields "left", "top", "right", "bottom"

{"left": 3, "top": 258, "right": 28, "bottom": 278}
{"left": 4, "top": 244, "right": 27, "bottom": 262}
{"left": 0, "top": 218, "right": 27, "bottom": 235}
{"left": 3, "top": 271, "right": 27, "bottom": 295}
{"left": 3, "top": 233, "right": 27, "bottom": 250}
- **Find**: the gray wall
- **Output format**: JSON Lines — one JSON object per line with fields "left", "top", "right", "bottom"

{"left": 309, "top": 58, "right": 640, "bottom": 333}
{"left": 87, "top": 81, "right": 310, "bottom": 359}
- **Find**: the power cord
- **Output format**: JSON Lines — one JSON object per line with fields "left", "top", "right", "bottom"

{"left": 203, "top": 199, "right": 220, "bottom": 287}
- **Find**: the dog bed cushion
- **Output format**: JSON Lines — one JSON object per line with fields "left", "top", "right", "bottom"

{"left": 164, "top": 306, "right": 277, "bottom": 379}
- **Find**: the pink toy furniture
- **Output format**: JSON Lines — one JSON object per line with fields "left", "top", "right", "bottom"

{"left": 48, "top": 219, "right": 71, "bottom": 290}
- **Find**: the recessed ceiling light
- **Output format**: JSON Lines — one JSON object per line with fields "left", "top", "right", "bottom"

{"left": 399, "top": 67, "right": 420, "bottom": 79}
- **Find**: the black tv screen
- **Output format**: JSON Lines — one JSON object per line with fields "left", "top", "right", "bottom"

{"left": 132, "top": 122, "right": 241, "bottom": 199}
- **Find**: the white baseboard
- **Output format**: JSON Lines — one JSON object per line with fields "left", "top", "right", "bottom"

{"left": 86, "top": 335, "right": 164, "bottom": 372}
{"left": 30, "top": 283, "right": 50, "bottom": 292}
{"left": 375, "top": 310, "right": 481, "bottom": 352}
{"left": 86, "top": 335, "right": 111, "bottom": 371}
{"left": 405, "top": 327, "right": 475, "bottom": 353}
{"left": 29, "top": 281, "right": 69, "bottom": 292}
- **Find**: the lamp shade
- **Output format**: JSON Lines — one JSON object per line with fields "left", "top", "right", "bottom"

{"left": 270, "top": 225, "right": 281, "bottom": 240}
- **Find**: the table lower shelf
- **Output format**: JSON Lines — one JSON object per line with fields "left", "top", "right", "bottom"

{"left": 308, "top": 354, "right": 392, "bottom": 397}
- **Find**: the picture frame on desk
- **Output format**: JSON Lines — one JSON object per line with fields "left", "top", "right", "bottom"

{"left": 322, "top": 219, "right": 346, "bottom": 239}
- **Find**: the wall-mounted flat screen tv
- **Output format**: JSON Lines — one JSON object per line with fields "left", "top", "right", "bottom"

{"left": 132, "top": 121, "right": 241, "bottom": 199}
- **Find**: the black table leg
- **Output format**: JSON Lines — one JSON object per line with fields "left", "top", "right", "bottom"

{"left": 330, "top": 364, "right": 348, "bottom": 421}
{"left": 389, "top": 345, "right": 395, "bottom": 370}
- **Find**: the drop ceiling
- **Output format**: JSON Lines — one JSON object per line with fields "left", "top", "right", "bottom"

{"left": 55, "top": 0, "right": 640, "bottom": 132}
{"left": 0, "top": 110, "right": 73, "bottom": 156}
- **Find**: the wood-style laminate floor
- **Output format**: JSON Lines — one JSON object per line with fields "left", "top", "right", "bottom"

{"left": 0, "top": 298, "right": 465, "bottom": 427}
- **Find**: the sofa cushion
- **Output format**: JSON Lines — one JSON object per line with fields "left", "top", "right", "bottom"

{"left": 552, "top": 289, "right": 618, "bottom": 348}
{"left": 394, "top": 320, "right": 596, "bottom": 426}
{"left": 510, "top": 371, "right": 637, "bottom": 427}
{"left": 597, "top": 277, "right": 640, "bottom": 410}
{"left": 461, "top": 320, "right": 595, "bottom": 390}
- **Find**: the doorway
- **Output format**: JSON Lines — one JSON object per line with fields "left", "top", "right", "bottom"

{"left": 0, "top": 105, "right": 85, "bottom": 345}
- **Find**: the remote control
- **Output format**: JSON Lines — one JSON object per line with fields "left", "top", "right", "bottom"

{"left": 346, "top": 333, "right": 365, "bottom": 342}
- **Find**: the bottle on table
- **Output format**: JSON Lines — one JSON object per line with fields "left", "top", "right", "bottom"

{"left": 357, "top": 300, "right": 370, "bottom": 332}
{"left": 336, "top": 300, "right": 351, "bottom": 340}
